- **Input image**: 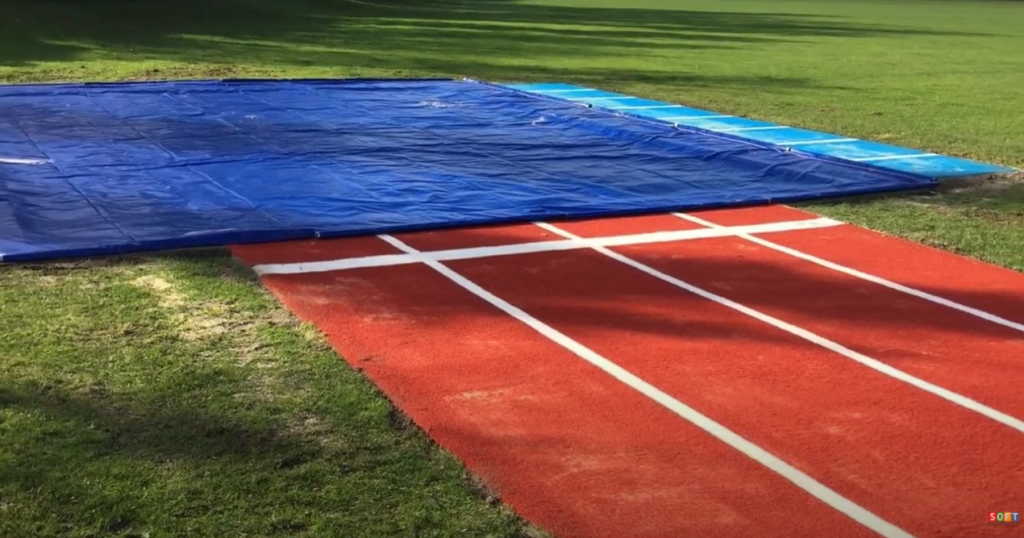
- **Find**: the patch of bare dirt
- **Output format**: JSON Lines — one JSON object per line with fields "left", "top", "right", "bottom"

{"left": 132, "top": 275, "right": 253, "bottom": 341}
{"left": 284, "top": 412, "right": 349, "bottom": 451}
{"left": 130, "top": 273, "right": 303, "bottom": 351}
{"left": 935, "top": 170, "right": 1023, "bottom": 195}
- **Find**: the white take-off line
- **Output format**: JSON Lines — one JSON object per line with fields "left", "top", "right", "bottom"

{"left": 375, "top": 232, "right": 916, "bottom": 538}
{"left": 252, "top": 217, "right": 842, "bottom": 276}
{"left": 534, "top": 221, "right": 1024, "bottom": 435}
{"left": 673, "top": 212, "right": 1024, "bottom": 335}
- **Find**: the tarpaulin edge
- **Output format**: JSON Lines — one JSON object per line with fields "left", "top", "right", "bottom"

{"left": 468, "top": 78, "right": 946, "bottom": 186}
{"left": 0, "top": 181, "right": 930, "bottom": 263}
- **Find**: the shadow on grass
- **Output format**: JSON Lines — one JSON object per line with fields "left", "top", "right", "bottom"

{"left": 0, "top": 370, "right": 327, "bottom": 536}
{"left": 0, "top": 368, "right": 537, "bottom": 537}
{"left": 0, "top": 0, "right": 990, "bottom": 89}
{"left": 0, "top": 377, "right": 324, "bottom": 470}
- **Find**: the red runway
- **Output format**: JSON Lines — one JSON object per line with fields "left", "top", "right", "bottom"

{"left": 232, "top": 205, "right": 1024, "bottom": 538}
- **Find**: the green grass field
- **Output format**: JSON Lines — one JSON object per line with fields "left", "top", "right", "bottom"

{"left": 1, "top": 0, "right": 1022, "bottom": 536}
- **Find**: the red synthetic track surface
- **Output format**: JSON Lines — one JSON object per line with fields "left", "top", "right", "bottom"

{"left": 232, "top": 205, "right": 1024, "bottom": 538}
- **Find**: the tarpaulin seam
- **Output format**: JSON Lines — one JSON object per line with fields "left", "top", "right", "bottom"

{"left": 165, "top": 89, "right": 342, "bottom": 229}
{"left": 341, "top": 81, "right": 796, "bottom": 202}
{"left": 223, "top": 87, "right": 484, "bottom": 205}
{"left": 298, "top": 83, "right": 638, "bottom": 209}
{"left": 10, "top": 112, "right": 135, "bottom": 244}
{"left": 466, "top": 107, "right": 725, "bottom": 194}
{"left": 210, "top": 85, "right": 433, "bottom": 221}
{"left": 274, "top": 84, "right": 532, "bottom": 211}
{"left": 87, "top": 87, "right": 292, "bottom": 235}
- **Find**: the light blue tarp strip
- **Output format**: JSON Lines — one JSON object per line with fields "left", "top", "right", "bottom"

{"left": 505, "top": 83, "right": 1015, "bottom": 179}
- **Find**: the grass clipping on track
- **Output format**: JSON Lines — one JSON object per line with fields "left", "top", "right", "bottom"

{"left": 0, "top": 250, "right": 548, "bottom": 538}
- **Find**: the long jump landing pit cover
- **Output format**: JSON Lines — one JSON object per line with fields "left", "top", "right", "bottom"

{"left": 0, "top": 78, "right": 934, "bottom": 262}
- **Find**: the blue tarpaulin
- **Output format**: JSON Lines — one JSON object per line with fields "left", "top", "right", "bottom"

{"left": 1, "top": 78, "right": 938, "bottom": 262}
{"left": 505, "top": 82, "right": 1015, "bottom": 179}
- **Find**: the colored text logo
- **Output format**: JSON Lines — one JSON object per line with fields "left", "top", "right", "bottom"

{"left": 990, "top": 512, "right": 1020, "bottom": 526}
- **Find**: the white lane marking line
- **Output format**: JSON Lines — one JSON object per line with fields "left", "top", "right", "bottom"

{"left": 612, "top": 105, "right": 682, "bottom": 110}
{"left": 253, "top": 218, "right": 842, "bottom": 276}
{"left": 566, "top": 95, "right": 639, "bottom": 102}
{"left": 532, "top": 88, "right": 606, "bottom": 94}
{"left": 716, "top": 126, "right": 788, "bottom": 133}
{"left": 663, "top": 115, "right": 734, "bottom": 121}
{"left": 535, "top": 221, "right": 1024, "bottom": 435}
{"left": 0, "top": 157, "right": 50, "bottom": 165}
{"left": 779, "top": 138, "right": 858, "bottom": 147}
{"left": 675, "top": 212, "right": 1024, "bottom": 335}
{"left": 376, "top": 232, "right": 916, "bottom": 538}
{"left": 851, "top": 153, "right": 939, "bottom": 163}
